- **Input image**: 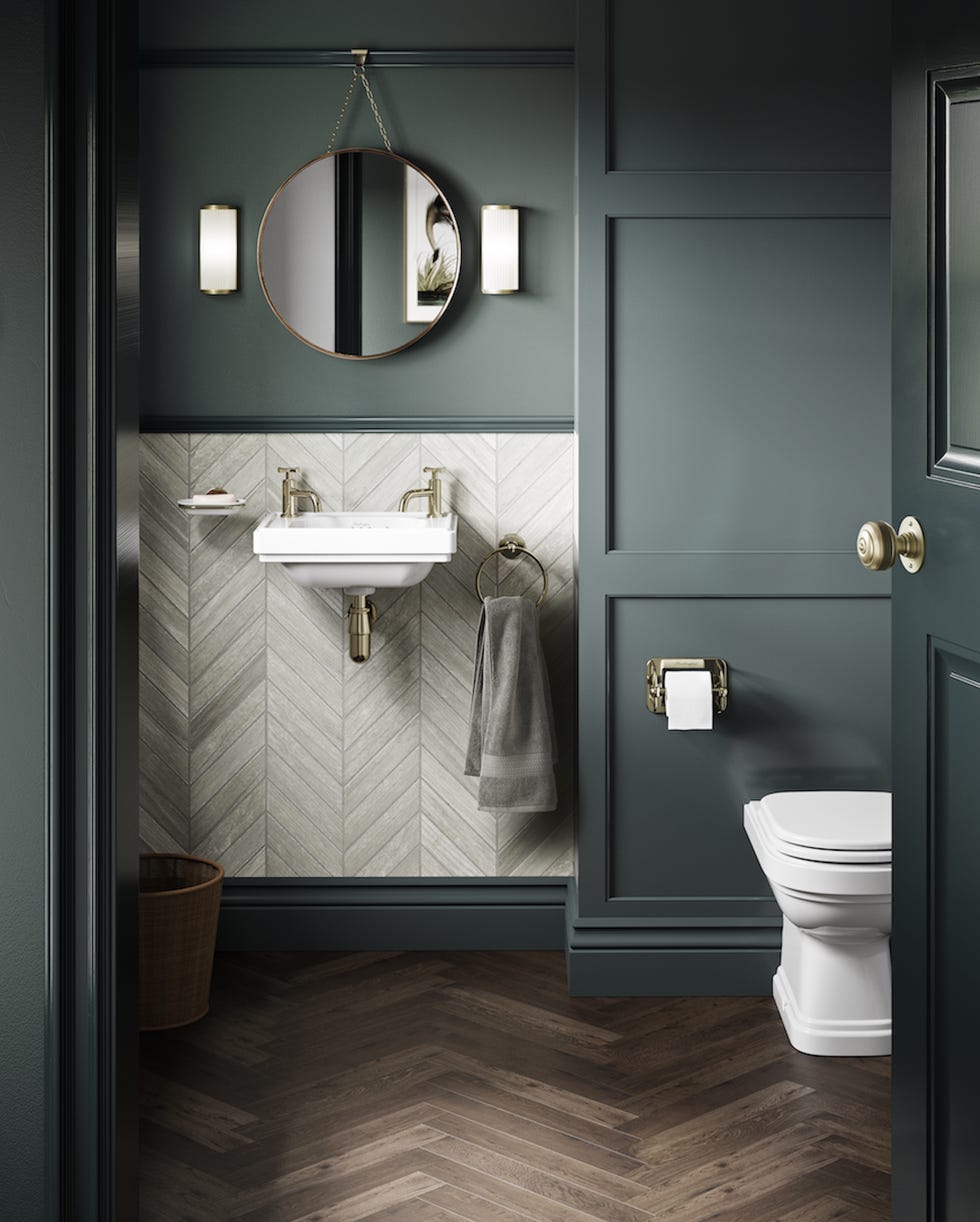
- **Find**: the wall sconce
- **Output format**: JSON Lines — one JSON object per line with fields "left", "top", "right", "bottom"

{"left": 199, "top": 205, "right": 238, "bottom": 294}
{"left": 481, "top": 205, "right": 519, "bottom": 294}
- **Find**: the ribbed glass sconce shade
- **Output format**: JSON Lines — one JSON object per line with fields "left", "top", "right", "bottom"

{"left": 199, "top": 205, "right": 238, "bottom": 293}
{"left": 481, "top": 205, "right": 519, "bottom": 294}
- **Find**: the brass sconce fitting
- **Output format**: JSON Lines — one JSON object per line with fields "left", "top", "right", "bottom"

{"left": 199, "top": 204, "right": 238, "bottom": 294}
{"left": 348, "top": 594, "right": 378, "bottom": 663}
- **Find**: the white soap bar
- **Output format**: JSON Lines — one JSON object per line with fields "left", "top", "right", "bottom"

{"left": 665, "top": 669, "right": 713, "bottom": 730}
{"left": 191, "top": 491, "right": 238, "bottom": 505}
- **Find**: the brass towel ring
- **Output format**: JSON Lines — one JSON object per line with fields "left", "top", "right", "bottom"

{"left": 474, "top": 534, "right": 548, "bottom": 608}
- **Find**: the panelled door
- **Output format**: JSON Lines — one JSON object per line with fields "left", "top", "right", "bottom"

{"left": 891, "top": 5, "right": 980, "bottom": 1218}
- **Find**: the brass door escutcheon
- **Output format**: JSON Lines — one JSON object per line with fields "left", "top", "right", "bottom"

{"left": 856, "top": 516, "right": 926, "bottom": 573}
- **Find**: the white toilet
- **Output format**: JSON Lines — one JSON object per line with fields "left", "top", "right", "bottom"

{"left": 744, "top": 790, "right": 891, "bottom": 1057}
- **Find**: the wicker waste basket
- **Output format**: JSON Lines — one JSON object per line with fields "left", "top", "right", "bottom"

{"left": 139, "top": 853, "right": 224, "bottom": 1031}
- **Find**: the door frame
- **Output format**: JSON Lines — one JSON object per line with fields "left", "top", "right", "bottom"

{"left": 49, "top": 0, "right": 139, "bottom": 1215}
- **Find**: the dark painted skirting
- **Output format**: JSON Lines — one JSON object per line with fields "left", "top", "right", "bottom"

{"left": 218, "top": 878, "right": 570, "bottom": 952}
{"left": 140, "top": 415, "right": 575, "bottom": 434}
{"left": 141, "top": 49, "right": 575, "bottom": 69}
{"left": 218, "top": 878, "right": 782, "bottom": 996}
{"left": 565, "top": 888, "right": 781, "bottom": 996}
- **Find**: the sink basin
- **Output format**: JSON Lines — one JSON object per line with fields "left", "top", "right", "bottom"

{"left": 252, "top": 511, "right": 458, "bottom": 591}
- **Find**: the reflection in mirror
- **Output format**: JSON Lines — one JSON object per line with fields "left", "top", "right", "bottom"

{"left": 257, "top": 148, "right": 461, "bottom": 360}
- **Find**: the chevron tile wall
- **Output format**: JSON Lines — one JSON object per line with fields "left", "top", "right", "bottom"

{"left": 138, "top": 433, "right": 575, "bottom": 878}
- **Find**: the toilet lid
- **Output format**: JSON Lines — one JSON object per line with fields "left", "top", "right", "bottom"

{"left": 758, "top": 791, "right": 891, "bottom": 863}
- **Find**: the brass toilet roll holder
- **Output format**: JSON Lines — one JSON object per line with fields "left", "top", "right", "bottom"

{"left": 646, "top": 657, "right": 729, "bottom": 716}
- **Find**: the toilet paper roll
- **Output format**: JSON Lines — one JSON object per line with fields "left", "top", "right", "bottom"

{"left": 664, "top": 669, "right": 713, "bottom": 730}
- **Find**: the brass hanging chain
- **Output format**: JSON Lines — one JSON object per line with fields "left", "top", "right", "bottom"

{"left": 326, "top": 69, "right": 359, "bottom": 153}
{"left": 326, "top": 55, "right": 393, "bottom": 154}
{"left": 356, "top": 65, "right": 393, "bottom": 152}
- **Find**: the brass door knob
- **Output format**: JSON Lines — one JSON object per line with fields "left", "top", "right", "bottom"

{"left": 856, "top": 516, "right": 926, "bottom": 573}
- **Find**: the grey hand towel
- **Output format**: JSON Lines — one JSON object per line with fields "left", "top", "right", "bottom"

{"left": 464, "top": 595, "right": 557, "bottom": 813}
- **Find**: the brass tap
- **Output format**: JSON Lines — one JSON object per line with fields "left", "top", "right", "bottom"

{"left": 398, "top": 466, "right": 445, "bottom": 517}
{"left": 278, "top": 466, "right": 323, "bottom": 518}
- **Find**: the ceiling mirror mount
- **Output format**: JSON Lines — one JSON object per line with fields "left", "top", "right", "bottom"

{"left": 257, "top": 49, "right": 462, "bottom": 361}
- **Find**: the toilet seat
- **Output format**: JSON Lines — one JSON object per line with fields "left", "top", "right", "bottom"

{"left": 744, "top": 801, "right": 891, "bottom": 897}
{"left": 757, "top": 791, "right": 891, "bottom": 864}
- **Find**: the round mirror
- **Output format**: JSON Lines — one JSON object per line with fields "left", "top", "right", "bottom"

{"left": 257, "top": 148, "right": 461, "bottom": 360}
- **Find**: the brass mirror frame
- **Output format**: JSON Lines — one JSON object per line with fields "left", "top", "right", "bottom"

{"left": 256, "top": 146, "right": 462, "bottom": 361}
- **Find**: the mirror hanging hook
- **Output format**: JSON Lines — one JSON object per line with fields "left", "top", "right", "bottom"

{"left": 327, "top": 47, "right": 392, "bottom": 154}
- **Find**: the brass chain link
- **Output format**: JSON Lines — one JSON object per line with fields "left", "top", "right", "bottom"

{"left": 326, "top": 69, "right": 359, "bottom": 153}
{"left": 326, "top": 62, "right": 393, "bottom": 154}
{"left": 355, "top": 66, "right": 393, "bottom": 152}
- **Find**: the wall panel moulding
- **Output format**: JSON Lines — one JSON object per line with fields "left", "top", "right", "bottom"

{"left": 140, "top": 50, "right": 575, "bottom": 68}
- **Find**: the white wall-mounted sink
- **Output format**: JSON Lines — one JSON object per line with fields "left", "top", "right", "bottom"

{"left": 252, "top": 511, "right": 458, "bottom": 592}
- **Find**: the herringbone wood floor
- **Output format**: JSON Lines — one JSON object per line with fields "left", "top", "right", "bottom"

{"left": 140, "top": 952, "right": 890, "bottom": 1221}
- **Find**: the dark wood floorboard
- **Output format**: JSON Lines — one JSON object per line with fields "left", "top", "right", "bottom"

{"left": 140, "top": 951, "right": 889, "bottom": 1221}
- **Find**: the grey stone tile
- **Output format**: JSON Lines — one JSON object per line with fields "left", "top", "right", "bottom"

{"left": 191, "top": 673, "right": 266, "bottom": 787}
{"left": 344, "top": 716, "right": 420, "bottom": 824}
{"left": 141, "top": 545, "right": 190, "bottom": 621}
{"left": 190, "top": 714, "right": 266, "bottom": 816}
{"left": 189, "top": 511, "right": 265, "bottom": 611}
{"left": 267, "top": 711, "right": 341, "bottom": 812}
{"left": 139, "top": 809, "right": 186, "bottom": 856}
{"left": 189, "top": 433, "right": 265, "bottom": 494}
{"left": 140, "top": 601, "right": 189, "bottom": 686}
{"left": 421, "top": 813, "right": 494, "bottom": 877}
{"left": 345, "top": 774, "right": 421, "bottom": 877}
{"left": 421, "top": 762, "right": 495, "bottom": 876}
{"left": 238, "top": 847, "right": 267, "bottom": 877}
{"left": 138, "top": 736, "right": 188, "bottom": 847}
{"left": 139, "top": 575, "right": 188, "bottom": 652}
{"left": 198, "top": 792, "right": 266, "bottom": 875}
{"left": 139, "top": 499, "right": 190, "bottom": 581}
{"left": 266, "top": 803, "right": 342, "bottom": 877}
{"left": 342, "top": 671, "right": 420, "bottom": 754}
{"left": 497, "top": 809, "right": 574, "bottom": 877}
{"left": 190, "top": 620, "right": 265, "bottom": 722}
{"left": 267, "top": 655, "right": 342, "bottom": 768}
{"left": 191, "top": 750, "right": 266, "bottom": 851}
{"left": 140, "top": 675, "right": 190, "bottom": 760}
{"left": 344, "top": 433, "right": 420, "bottom": 512}
{"left": 267, "top": 563, "right": 342, "bottom": 660}
{"left": 192, "top": 560, "right": 264, "bottom": 646}
{"left": 142, "top": 433, "right": 190, "bottom": 486}
{"left": 139, "top": 634, "right": 190, "bottom": 723}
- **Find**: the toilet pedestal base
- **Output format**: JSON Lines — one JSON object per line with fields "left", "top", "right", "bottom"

{"left": 773, "top": 918, "right": 891, "bottom": 1056}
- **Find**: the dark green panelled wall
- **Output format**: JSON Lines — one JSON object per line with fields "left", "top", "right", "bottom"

{"left": 1, "top": 3, "right": 49, "bottom": 1215}
{"left": 140, "top": 0, "right": 576, "bottom": 52}
{"left": 571, "top": 0, "right": 893, "bottom": 993}
{"left": 139, "top": 2, "right": 575, "bottom": 424}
